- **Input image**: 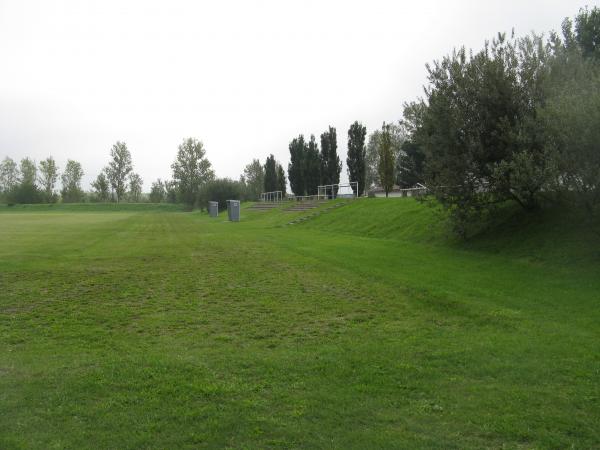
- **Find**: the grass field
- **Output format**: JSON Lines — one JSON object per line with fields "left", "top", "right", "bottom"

{"left": 1, "top": 199, "right": 599, "bottom": 449}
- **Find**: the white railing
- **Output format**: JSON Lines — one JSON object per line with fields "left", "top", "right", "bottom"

{"left": 286, "top": 194, "right": 319, "bottom": 202}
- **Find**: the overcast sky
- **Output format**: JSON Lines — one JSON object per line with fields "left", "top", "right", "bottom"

{"left": 0, "top": 0, "right": 593, "bottom": 189}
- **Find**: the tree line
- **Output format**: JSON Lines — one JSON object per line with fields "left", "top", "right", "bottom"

{"left": 0, "top": 156, "right": 88, "bottom": 204}
{"left": 0, "top": 137, "right": 282, "bottom": 210}
{"left": 0, "top": 142, "right": 144, "bottom": 204}
{"left": 398, "top": 6, "right": 600, "bottom": 236}
{"left": 1, "top": 122, "right": 427, "bottom": 208}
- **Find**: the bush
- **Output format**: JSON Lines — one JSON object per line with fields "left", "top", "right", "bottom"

{"left": 200, "top": 178, "right": 245, "bottom": 211}
{"left": 6, "top": 183, "right": 42, "bottom": 204}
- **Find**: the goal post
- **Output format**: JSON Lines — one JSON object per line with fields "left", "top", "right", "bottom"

{"left": 317, "top": 182, "right": 358, "bottom": 200}
{"left": 260, "top": 191, "right": 283, "bottom": 202}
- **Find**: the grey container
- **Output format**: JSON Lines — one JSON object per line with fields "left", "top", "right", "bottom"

{"left": 208, "top": 201, "right": 219, "bottom": 217}
{"left": 226, "top": 200, "right": 240, "bottom": 222}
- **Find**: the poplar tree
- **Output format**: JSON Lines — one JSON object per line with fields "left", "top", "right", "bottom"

{"left": 346, "top": 121, "right": 367, "bottom": 196}
{"left": 288, "top": 135, "right": 306, "bottom": 196}
{"left": 276, "top": 163, "right": 287, "bottom": 196}
{"left": 106, "top": 141, "right": 133, "bottom": 203}
{"left": 319, "top": 126, "right": 341, "bottom": 187}
{"left": 304, "top": 135, "right": 321, "bottom": 196}
{"left": 263, "top": 154, "right": 278, "bottom": 193}
{"left": 378, "top": 123, "right": 395, "bottom": 198}
{"left": 61, "top": 159, "right": 84, "bottom": 203}
{"left": 38, "top": 157, "right": 59, "bottom": 203}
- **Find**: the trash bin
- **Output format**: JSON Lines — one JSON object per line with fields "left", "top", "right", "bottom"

{"left": 226, "top": 200, "right": 240, "bottom": 222}
{"left": 208, "top": 201, "right": 219, "bottom": 217}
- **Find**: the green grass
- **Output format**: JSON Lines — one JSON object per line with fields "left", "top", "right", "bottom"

{"left": 1, "top": 199, "right": 598, "bottom": 449}
{"left": 0, "top": 202, "right": 185, "bottom": 213}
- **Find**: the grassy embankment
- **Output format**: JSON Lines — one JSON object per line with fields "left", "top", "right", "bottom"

{"left": 1, "top": 199, "right": 598, "bottom": 448}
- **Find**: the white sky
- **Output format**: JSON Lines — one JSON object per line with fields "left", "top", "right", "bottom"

{"left": 0, "top": 0, "right": 591, "bottom": 189}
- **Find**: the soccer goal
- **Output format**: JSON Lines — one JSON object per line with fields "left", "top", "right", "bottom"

{"left": 317, "top": 182, "right": 359, "bottom": 200}
{"left": 260, "top": 191, "right": 283, "bottom": 202}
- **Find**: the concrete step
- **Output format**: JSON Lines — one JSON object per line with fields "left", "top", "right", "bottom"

{"left": 285, "top": 202, "right": 319, "bottom": 212}
{"left": 286, "top": 202, "right": 347, "bottom": 225}
{"left": 248, "top": 203, "right": 281, "bottom": 210}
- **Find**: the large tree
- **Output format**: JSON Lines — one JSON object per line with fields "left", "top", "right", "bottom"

{"left": 263, "top": 154, "right": 278, "bottom": 193}
{"left": 61, "top": 159, "right": 84, "bottom": 203}
{"left": 417, "top": 33, "right": 553, "bottom": 236}
{"left": 38, "top": 157, "right": 59, "bottom": 203}
{"left": 319, "top": 126, "right": 341, "bottom": 187}
{"left": 346, "top": 121, "right": 367, "bottom": 196}
{"left": 288, "top": 135, "right": 306, "bottom": 196}
{"left": 171, "top": 137, "right": 214, "bottom": 209}
{"left": 242, "top": 159, "right": 265, "bottom": 201}
{"left": 106, "top": 141, "right": 133, "bottom": 203}
{"left": 378, "top": 123, "right": 395, "bottom": 198}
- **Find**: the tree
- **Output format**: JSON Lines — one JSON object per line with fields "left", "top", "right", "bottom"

{"left": 242, "top": 159, "right": 264, "bottom": 201}
{"left": 573, "top": 6, "right": 600, "bottom": 61}
{"left": 288, "top": 135, "right": 306, "bottom": 196}
{"left": 365, "top": 123, "right": 404, "bottom": 192}
{"left": 20, "top": 158, "right": 37, "bottom": 186}
{"left": 92, "top": 170, "right": 110, "bottom": 202}
{"left": 106, "top": 141, "right": 133, "bottom": 202}
{"left": 0, "top": 157, "right": 19, "bottom": 199}
{"left": 396, "top": 102, "right": 427, "bottom": 189}
{"left": 263, "top": 154, "right": 278, "bottom": 193}
{"left": 319, "top": 126, "right": 341, "bottom": 188}
{"left": 128, "top": 173, "right": 143, "bottom": 202}
{"left": 276, "top": 163, "right": 287, "bottom": 196}
{"left": 61, "top": 159, "right": 84, "bottom": 203}
{"left": 346, "top": 121, "right": 367, "bottom": 196}
{"left": 149, "top": 179, "right": 166, "bottom": 203}
{"left": 304, "top": 135, "right": 321, "bottom": 196}
{"left": 38, "top": 157, "right": 59, "bottom": 203}
{"left": 365, "top": 132, "right": 381, "bottom": 191}
{"left": 396, "top": 140, "right": 426, "bottom": 188}
{"left": 541, "top": 53, "right": 600, "bottom": 218}
{"left": 415, "top": 33, "right": 554, "bottom": 235}
{"left": 378, "top": 123, "right": 395, "bottom": 197}
{"left": 8, "top": 158, "right": 42, "bottom": 204}
{"left": 171, "top": 137, "right": 214, "bottom": 209}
